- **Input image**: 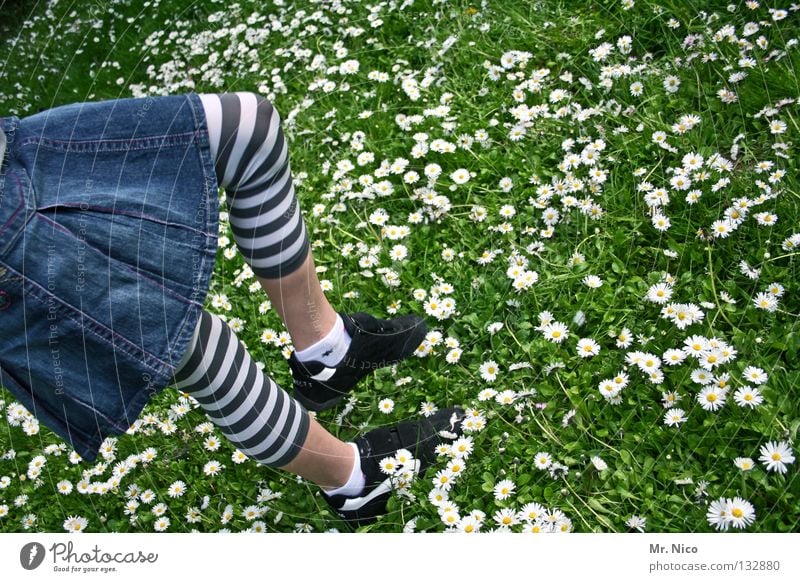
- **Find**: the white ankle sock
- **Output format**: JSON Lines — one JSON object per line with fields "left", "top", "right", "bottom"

{"left": 294, "top": 313, "right": 352, "bottom": 366}
{"left": 322, "top": 442, "right": 365, "bottom": 497}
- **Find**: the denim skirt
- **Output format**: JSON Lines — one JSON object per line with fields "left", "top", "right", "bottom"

{"left": 0, "top": 92, "right": 220, "bottom": 462}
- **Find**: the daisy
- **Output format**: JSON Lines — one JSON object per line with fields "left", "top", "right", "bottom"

{"left": 555, "top": 517, "right": 573, "bottom": 533}
{"left": 139, "top": 489, "right": 156, "bottom": 504}
{"left": 755, "top": 212, "right": 778, "bottom": 226}
{"left": 378, "top": 398, "right": 395, "bottom": 414}
{"left": 742, "top": 366, "right": 767, "bottom": 385}
{"left": 153, "top": 516, "right": 171, "bottom": 532}
{"left": 457, "top": 515, "right": 481, "bottom": 533}
{"left": 646, "top": 283, "right": 673, "bottom": 304}
{"left": 495, "top": 390, "right": 516, "bottom": 405}
{"left": 758, "top": 441, "right": 795, "bottom": 474}
{"left": 203, "top": 436, "right": 221, "bottom": 452}
{"left": 140, "top": 447, "right": 158, "bottom": 463}
{"left": 725, "top": 497, "right": 756, "bottom": 529}
{"left": 494, "top": 479, "right": 516, "bottom": 500}
{"left": 63, "top": 515, "right": 88, "bottom": 533}
{"left": 637, "top": 353, "right": 661, "bottom": 374}
{"left": 662, "top": 348, "right": 686, "bottom": 365}
{"left": 379, "top": 457, "right": 398, "bottom": 475}
{"left": 542, "top": 321, "right": 569, "bottom": 343}
{"left": 663, "top": 408, "right": 687, "bottom": 427}
{"left": 419, "top": 401, "right": 438, "bottom": 417}
{"left": 534, "top": 452, "right": 552, "bottom": 469}
{"left": 450, "top": 168, "right": 470, "bottom": 184}
{"left": 690, "top": 368, "right": 714, "bottom": 385}
{"left": 522, "top": 521, "right": 550, "bottom": 533}
{"left": 428, "top": 488, "right": 449, "bottom": 507}
{"left": 445, "top": 458, "right": 465, "bottom": 477}
{"left": 167, "top": 480, "right": 187, "bottom": 498}
{"left": 583, "top": 275, "right": 603, "bottom": 288}
{"left": 432, "top": 469, "right": 455, "bottom": 490}
{"left": 769, "top": 120, "right": 787, "bottom": 134}
{"left": 479, "top": 360, "right": 499, "bottom": 382}
{"left": 767, "top": 282, "right": 785, "bottom": 297}
{"left": 697, "top": 386, "right": 726, "bottom": 411}
{"left": 389, "top": 245, "right": 408, "bottom": 262}
{"left": 576, "top": 338, "right": 600, "bottom": 358}
{"left": 625, "top": 515, "right": 647, "bottom": 532}
{"left": 753, "top": 292, "right": 778, "bottom": 312}
{"left": 57, "top": 480, "right": 73, "bottom": 495}
{"left": 734, "top": 457, "right": 755, "bottom": 471}
{"left": 699, "top": 349, "right": 724, "bottom": 370}
{"left": 651, "top": 213, "right": 671, "bottom": 231}
{"left": 435, "top": 442, "right": 453, "bottom": 457}
{"left": 440, "top": 508, "right": 460, "bottom": 528}
{"left": 203, "top": 460, "right": 223, "bottom": 476}
{"left": 615, "top": 327, "right": 633, "bottom": 348}
{"left": 493, "top": 508, "right": 519, "bottom": 527}
{"left": 711, "top": 219, "right": 734, "bottom": 238}
{"left": 734, "top": 386, "right": 763, "bottom": 409}
{"left": 518, "top": 502, "right": 546, "bottom": 523}
{"left": 706, "top": 497, "right": 730, "bottom": 531}
{"left": 599, "top": 379, "right": 622, "bottom": 399}
{"left": 661, "top": 391, "right": 681, "bottom": 408}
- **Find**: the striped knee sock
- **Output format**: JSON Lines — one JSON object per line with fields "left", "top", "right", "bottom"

{"left": 173, "top": 309, "right": 310, "bottom": 467}
{"left": 199, "top": 91, "right": 310, "bottom": 279}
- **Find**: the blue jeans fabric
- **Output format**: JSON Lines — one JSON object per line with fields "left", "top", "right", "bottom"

{"left": 0, "top": 92, "right": 220, "bottom": 462}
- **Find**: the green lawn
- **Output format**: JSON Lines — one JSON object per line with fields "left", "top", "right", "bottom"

{"left": 1, "top": 0, "right": 798, "bottom": 533}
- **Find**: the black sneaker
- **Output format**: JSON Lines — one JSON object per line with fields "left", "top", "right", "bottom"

{"left": 288, "top": 311, "right": 428, "bottom": 412}
{"left": 323, "top": 406, "right": 465, "bottom": 528}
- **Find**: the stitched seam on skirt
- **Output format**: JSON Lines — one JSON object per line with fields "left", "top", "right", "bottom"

{"left": 17, "top": 130, "right": 200, "bottom": 152}
{"left": 0, "top": 173, "right": 26, "bottom": 239}
{"left": 167, "top": 92, "right": 217, "bottom": 372}
{"left": 67, "top": 389, "right": 133, "bottom": 433}
{"left": 5, "top": 262, "right": 176, "bottom": 372}
{"left": 34, "top": 212, "right": 205, "bottom": 308}
{"left": 34, "top": 202, "right": 214, "bottom": 237}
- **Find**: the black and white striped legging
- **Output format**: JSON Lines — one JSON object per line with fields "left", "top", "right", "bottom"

{"left": 171, "top": 92, "right": 311, "bottom": 467}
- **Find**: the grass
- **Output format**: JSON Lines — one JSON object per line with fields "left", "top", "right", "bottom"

{"left": 0, "top": 0, "right": 798, "bottom": 533}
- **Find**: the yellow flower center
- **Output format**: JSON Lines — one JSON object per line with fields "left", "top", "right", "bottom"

{"left": 772, "top": 453, "right": 781, "bottom": 461}
{"left": 731, "top": 508, "right": 743, "bottom": 519}
{"left": 707, "top": 394, "right": 717, "bottom": 402}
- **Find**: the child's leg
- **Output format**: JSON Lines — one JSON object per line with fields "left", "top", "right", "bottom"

{"left": 197, "top": 91, "right": 428, "bottom": 415}
{"left": 173, "top": 309, "right": 357, "bottom": 489}
{"left": 198, "top": 92, "right": 337, "bottom": 352}
{"left": 172, "top": 310, "right": 464, "bottom": 527}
